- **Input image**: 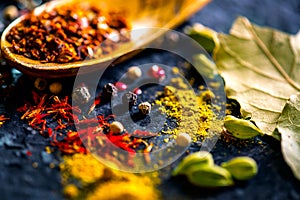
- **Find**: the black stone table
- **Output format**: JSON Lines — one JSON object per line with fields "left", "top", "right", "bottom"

{"left": 0, "top": 0, "right": 299, "bottom": 199}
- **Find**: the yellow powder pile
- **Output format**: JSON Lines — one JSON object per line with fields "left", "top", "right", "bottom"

{"left": 87, "top": 176, "right": 158, "bottom": 200}
{"left": 155, "top": 75, "right": 219, "bottom": 141}
{"left": 60, "top": 153, "right": 160, "bottom": 200}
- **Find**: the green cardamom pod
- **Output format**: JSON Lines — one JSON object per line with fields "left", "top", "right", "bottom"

{"left": 221, "top": 156, "right": 258, "bottom": 181}
{"left": 172, "top": 151, "right": 214, "bottom": 176}
{"left": 184, "top": 23, "right": 219, "bottom": 53}
{"left": 224, "top": 115, "right": 263, "bottom": 139}
{"left": 187, "top": 165, "right": 234, "bottom": 187}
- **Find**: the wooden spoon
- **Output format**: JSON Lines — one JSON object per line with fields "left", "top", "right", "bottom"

{"left": 0, "top": 0, "right": 210, "bottom": 78}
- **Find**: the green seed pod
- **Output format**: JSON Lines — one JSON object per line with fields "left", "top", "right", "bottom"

{"left": 187, "top": 165, "right": 234, "bottom": 187}
{"left": 172, "top": 151, "right": 214, "bottom": 176}
{"left": 221, "top": 156, "right": 258, "bottom": 181}
{"left": 184, "top": 23, "right": 219, "bottom": 53}
{"left": 224, "top": 115, "right": 263, "bottom": 139}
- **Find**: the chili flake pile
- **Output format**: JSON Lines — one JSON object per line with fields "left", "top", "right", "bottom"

{"left": 6, "top": 3, "right": 131, "bottom": 63}
{"left": 17, "top": 91, "right": 153, "bottom": 165}
{"left": 18, "top": 92, "right": 80, "bottom": 135}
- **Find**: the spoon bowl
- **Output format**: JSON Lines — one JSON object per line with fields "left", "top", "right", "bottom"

{"left": 1, "top": 0, "right": 210, "bottom": 78}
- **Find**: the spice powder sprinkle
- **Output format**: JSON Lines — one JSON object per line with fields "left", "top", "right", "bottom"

{"left": 6, "top": 3, "right": 131, "bottom": 63}
{"left": 61, "top": 153, "right": 161, "bottom": 200}
{"left": 155, "top": 76, "right": 221, "bottom": 142}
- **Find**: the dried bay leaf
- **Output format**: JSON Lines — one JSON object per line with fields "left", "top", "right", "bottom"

{"left": 213, "top": 16, "right": 300, "bottom": 137}
{"left": 277, "top": 94, "right": 300, "bottom": 180}
{"left": 189, "top": 16, "right": 300, "bottom": 180}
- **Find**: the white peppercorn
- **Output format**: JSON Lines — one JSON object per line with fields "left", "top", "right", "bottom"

{"left": 110, "top": 121, "right": 124, "bottom": 134}
{"left": 127, "top": 66, "right": 142, "bottom": 80}
{"left": 175, "top": 133, "right": 191, "bottom": 147}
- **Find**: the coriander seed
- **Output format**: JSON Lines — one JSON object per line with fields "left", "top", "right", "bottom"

{"left": 3, "top": 5, "right": 18, "bottom": 21}
{"left": 103, "top": 83, "right": 118, "bottom": 97}
{"left": 127, "top": 66, "right": 142, "bottom": 80}
{"left": 34, "top": 78, "right": 47, "bottom": 91}
{"left": 110, "top": 121, "right": 124, "bottom": 134}
{"left": 175, "top": 133, "right": 191, "bottom": 147}
{"left": 49, "top": 82, "right": 63, "bottom": 94}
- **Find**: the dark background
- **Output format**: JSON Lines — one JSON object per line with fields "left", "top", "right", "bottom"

{"left": 0, "top": 0, "right": 300, "bottom": 199}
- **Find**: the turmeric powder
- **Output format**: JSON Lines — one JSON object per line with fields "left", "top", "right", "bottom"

{"left": 60, "top": 153, "right": 160, "bottom": 199}
{"left": 155, "top": 76, "right": 221, "bottom": 141}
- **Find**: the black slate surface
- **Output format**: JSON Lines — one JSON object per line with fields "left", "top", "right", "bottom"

{"left": 0, "top": 0, "right": 300, "bottom": 199}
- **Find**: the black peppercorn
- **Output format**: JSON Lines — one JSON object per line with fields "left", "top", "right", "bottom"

{"left": 72, "top": 84, "right": 91, "bottom": 104}
{"left": 103, "top": 83, "right": 118, "bottom": 97}
{"left": 122, "top": 91, "right": 137, "bottom": 106}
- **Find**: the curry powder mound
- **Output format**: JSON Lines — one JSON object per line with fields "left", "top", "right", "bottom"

{"left": 155, "top": 76, "right": 221, "bottom": 142}
{"left": 60, "top": 153, "right": 160, "bottom": 199}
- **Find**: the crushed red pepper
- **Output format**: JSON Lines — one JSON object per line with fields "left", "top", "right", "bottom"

{"left": 0, "top": 115, "right": 9, "bottom": 127}
{"left": 18, "top": 91, "right": 154, "bottom": 166}
{"left": 6, "top": 3, "right": 131, "bottom": 63}
{"left": 18, "top": 91, "right": 81, "bottom": 136}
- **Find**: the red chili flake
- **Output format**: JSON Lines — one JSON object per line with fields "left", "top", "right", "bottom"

{"left": 18, "top": 91, "right": 155, "bottom": 166}
{"left": 47, "top": 128, "right": 53, "bottom": 137}
{"left": 32, "top": 91, "right": 42, "bottom": 104}
{"left": 16, "top": 103, "right": 30, "bottom": 113}
{"left": 149, "top": 65, "right": 166, "bottom": 81}
{"left": 0, "top": 115, "right": 9, "bottom": 127}
{"left": 55, "top": 119, "right": 67, "bottom": 130}
{"left": 6, "top": 3, "right": 131, "bottom": 63}
{"left": 114, "top": 82, "right": 127, "bottom": 91}
{"left": 132, "top": 129, "right": 157, "bottom": 138}
{"left": 143, "top": 142, "right": 153, "bottom": 153}
{"left": 26, "top": 150, "right": 32, "bottom": 156}
{"left": 51, "top": 130, "right": 88, "bottom": 154}
{"left": 18, "top": 93, "right": 81, "bottom": 134}
{"left": 88, "top": 96, "right": 101, "bottom": 114}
